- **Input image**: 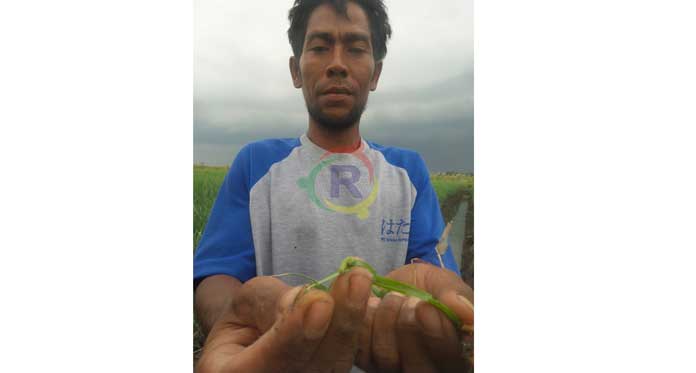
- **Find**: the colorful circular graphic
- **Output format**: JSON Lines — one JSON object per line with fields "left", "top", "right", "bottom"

{"left": 297, "top": 150, "right": 378, "bottom": 220}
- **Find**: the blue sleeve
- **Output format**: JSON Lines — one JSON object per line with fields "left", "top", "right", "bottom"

{"left": 405, "top": 156, "right": 461, "bottom": 276}
{"left": 194, "top": 145, "right": 257, "bottom": 288}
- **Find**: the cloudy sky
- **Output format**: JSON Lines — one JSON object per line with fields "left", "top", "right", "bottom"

{"left": 194, "top": 0, "right": 473, "bottom": 172}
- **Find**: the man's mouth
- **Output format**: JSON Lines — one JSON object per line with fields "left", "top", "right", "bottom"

{"left": 323, "top": 86, "right": 352, "bottom": 95}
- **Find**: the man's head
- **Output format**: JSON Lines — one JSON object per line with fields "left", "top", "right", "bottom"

{"left": 288, "top": 0, "right": 391, "bottom": 132}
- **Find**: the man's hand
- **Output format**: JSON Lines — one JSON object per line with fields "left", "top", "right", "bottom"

{"left": 355, "top": 263, "right": 474, "bottom": 373}
{"left": 195, "top": 267, "right": 374, "bottom": 373}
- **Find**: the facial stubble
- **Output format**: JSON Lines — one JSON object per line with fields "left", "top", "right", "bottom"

{"left": 306, "top": 95, "right": 368, "bottom": 132}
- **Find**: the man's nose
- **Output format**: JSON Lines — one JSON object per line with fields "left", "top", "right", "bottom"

{"left": 326, "top": 49, "right": 348, "bottom": 78}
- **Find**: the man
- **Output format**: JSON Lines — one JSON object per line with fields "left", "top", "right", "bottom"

{"left": 194, "top": 0, "right": 474, "bottom": 371}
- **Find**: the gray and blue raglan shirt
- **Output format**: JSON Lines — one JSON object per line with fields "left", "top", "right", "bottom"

{"left": 194, "top": 134, "right": 459, "bottom": 287}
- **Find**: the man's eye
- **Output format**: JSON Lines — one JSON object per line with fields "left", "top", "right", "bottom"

{"left": 311, "top": 46, "right": 328, "bottom": 52}
{"left": 349, "top": 48, "right": 366, "bottom": 54}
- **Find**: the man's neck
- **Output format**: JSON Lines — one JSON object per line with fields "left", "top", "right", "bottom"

{"left": 306, "top": 120, "right": 362, "bottom": 153}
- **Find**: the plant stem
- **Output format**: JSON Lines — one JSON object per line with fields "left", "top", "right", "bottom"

{"left": 306, "top": 271, "right": 340, "bottom": 291}
{"left": 339, "top": 257, "right": 464, "bottom": 330}
{"left": 277, "top": 257, "right": 469, "bottom": 332}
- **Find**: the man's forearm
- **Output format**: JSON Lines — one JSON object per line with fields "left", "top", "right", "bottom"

{"left": 195, "top": 274, "right": 243, "bottom": 338}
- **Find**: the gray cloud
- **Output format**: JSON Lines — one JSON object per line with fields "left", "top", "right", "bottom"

{"left": 194, "top": 71, "right": 473, "bottom": 172}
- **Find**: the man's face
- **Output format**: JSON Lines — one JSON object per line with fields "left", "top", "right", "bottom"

{"left": 290, "top": 2, "right": 383, "bottom": 131}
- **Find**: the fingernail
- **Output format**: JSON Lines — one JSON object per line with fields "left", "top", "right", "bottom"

{"left": 304, "top": 300, "right": 332, "bottom": 339}
{"left": 458, "top": 295, "right": 474, "bottom": 311}
{"left": 402, "top": 296, "right": 420, "bottom": 325}
{"left": 386, "top": 291, "right": 405, "bottom": 299}
{"left": 406, "top": 296, "right": 421, "bottom": 308}
{"left": 417, "top": 302, "right": 442, "bottom": 334}
{"left": 285, "top": 286, "right": 305, "bottom": 311}
{"left": 457, "top": 295, "right": 475, "bottom": 326}
{"left": 367, "top": 297, "right": 381, "bottom": 309}
{"left": 349, "top": 268, "right": 373, "bottom": 301}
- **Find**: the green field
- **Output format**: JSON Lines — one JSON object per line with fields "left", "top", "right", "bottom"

{"left": 193, "top": 165, "right": 228, "bottom": 249}
{"left": 193, "top": 165, "right": 473, "bottom": 250}
{"left": 430, "top": 172, "right": 474, "bottom": 223}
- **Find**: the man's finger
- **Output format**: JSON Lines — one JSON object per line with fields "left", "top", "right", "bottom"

{"left": 355, "top": 296, "right": 380, "bottom": 371}
{"left": 198, "top": 276, "right": 293, "bottom": 370}
{"left": 371, "top": 292, "right": 405, "bottom": 373}
{"left": 425, "top": 266, "right": 474, "bottom": 329}
{"left": 387, "top": 263, "right": 474, "bottom": 328}
{"left": 311, "top": 267, "right": 373, "bottom": 373}
{"left": 233, "top": 286, "right": 336, "bottom": 372}
{"left": 396, "top": 297, "right": 438, "bottom": 373}
{"left": 414, "top": 300, "right": 469, "bottom": 372}
{"left": 196, "top": 322, "right": 262, "bottom": 372}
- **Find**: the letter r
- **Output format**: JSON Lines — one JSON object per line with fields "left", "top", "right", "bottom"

{"left": 330, "top": 165, "right": 362, "bottom": 199}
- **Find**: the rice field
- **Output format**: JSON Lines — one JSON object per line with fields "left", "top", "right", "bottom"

{"left": 193, "top": 165, "right": 228, "bottom": 249}
{"left": 431, "top": 172, "right": 474, "bottom": 203}
{"left": 430, "top": 172, "right": 474, "bottom": 223}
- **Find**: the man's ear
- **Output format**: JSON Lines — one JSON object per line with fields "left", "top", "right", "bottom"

{"left": 369, "top": 61, "right": 383, "bottom": 91}
{"left": 289, "top": 56, "right": 302, "bottom": 88}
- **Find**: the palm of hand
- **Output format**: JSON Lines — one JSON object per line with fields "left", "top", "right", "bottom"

{"left": 196, "top": 268, "right": 375, "bottom": 373}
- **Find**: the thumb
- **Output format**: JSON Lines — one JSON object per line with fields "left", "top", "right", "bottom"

{"left": 387, "top": 263, "right": 474, "bottom": 328}
{"left": 236, "top": 287, "right": 335, "bottom": 372}
{"left": 421, "top": 265, "right": 474, "bottom": 328}
{"left": 438, "top": 290, "right": 474, "bottom": 328}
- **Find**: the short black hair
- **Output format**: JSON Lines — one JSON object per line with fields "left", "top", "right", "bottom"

{"left": 288, "top": 0, "right": 392, "bottom": 62}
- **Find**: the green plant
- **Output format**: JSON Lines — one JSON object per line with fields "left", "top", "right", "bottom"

{"left": 275, "top": 256, "right": 469, "bottom": 331}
